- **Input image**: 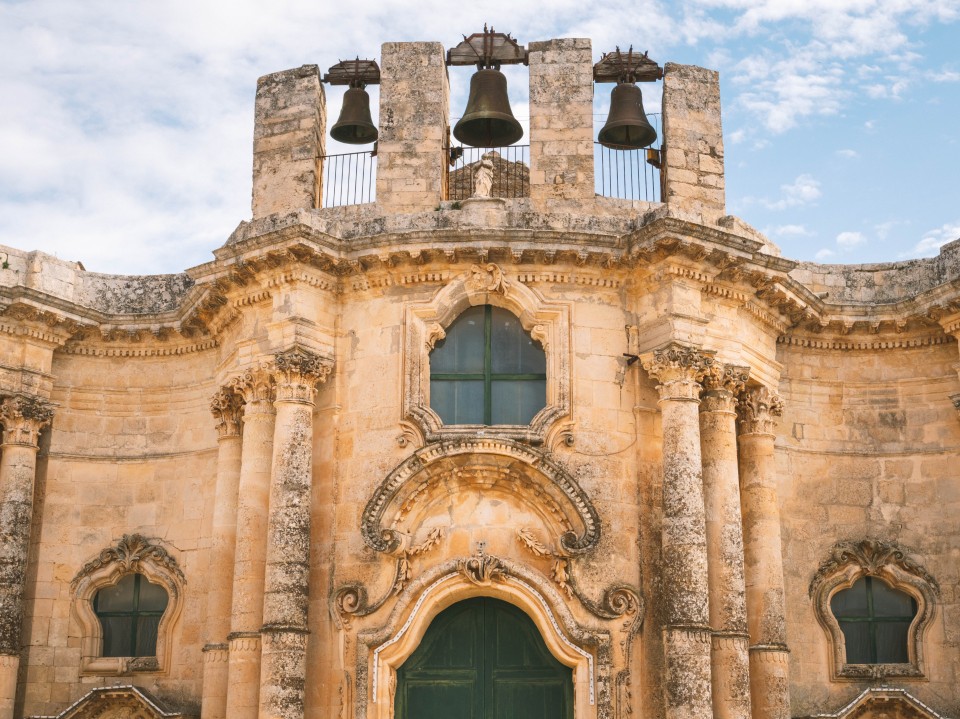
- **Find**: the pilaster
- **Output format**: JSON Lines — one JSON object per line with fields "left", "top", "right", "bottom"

{"left": 737, "top": 385, "right": 790, "bottom": 719}
{"left": 202, "top": 387, "right": 245, "bottom": 719}
{"left": 641, "top": 343, "right": 714, "bottom": 719}
{"left": 700, "top": 365, "right": 751, "bottom": 719}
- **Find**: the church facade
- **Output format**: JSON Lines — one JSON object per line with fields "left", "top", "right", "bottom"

{"left": 0, "top": 36, "right": 958, "bottom": 719}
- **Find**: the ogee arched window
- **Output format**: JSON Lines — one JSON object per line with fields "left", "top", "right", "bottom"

{"left": 830, "top": 576, "right": 917, "bottom": 664}
{"left": 430, "top": 305, "right": 546, "bottom": 425}
{"left": 94, "top": 573, "right": 169, "bottom": 658}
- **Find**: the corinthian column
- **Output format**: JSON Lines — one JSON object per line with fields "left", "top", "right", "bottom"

{"left": 202, "top": 387, "right": 245, "bottom": 719}
{"left": 225, "top": 366, "right": 276, "bottom": 719}
{"left": 258, "top": 347, "right": 331, "bottom": 719}
{"left": 641, "top": 344, "right": 713, "bottom": 719}
{"left": 700, "top": 366, "right": 751, "bottom": 719}
{"left": 0, "top": 394, "right": 53, "bottom": 719}
{"left": 737, "top": 386, "right": 790, "bottom": 719}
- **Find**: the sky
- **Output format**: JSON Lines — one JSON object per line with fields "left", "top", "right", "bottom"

{"left": 0, "top": 0, "right": 958, "bottom": 275}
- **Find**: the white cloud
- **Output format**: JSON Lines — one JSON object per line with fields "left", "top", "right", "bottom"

{"left": 770, "top": 224, "right": 812, "bottom": 237}
{"left": 763, "top": 174, "right": 822, "bottom": 209}
{"left": 836, "top": 231, "right": 867, "bottom": 247}
{"left": 929, "top": 69, "right": 960, "bottom": 82}
{"left": 836, "top": 149, "right": 859, "bottom": 158}
{"left": 815, "top": 248, "right": 836, "bottom": 261}
{"left": 911, "top": 221, "right": 960, "bottom": 256}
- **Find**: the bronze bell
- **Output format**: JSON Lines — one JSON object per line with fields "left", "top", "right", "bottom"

{"left": 598, "top": 82, "right": 657, "bottom": 149}
{"left": 454, "top": 68, "right": 523, "bottom": 148}
{"left": 330, "top": 86, "right": 378, "bottom": 145}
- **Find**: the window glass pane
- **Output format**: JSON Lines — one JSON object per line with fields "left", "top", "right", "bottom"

{"left": 491, "top": 380, "right": 546, "bottom": 425}
{"left": 138, "top": 579, "right": 169, "bottom": 612}
{"left": 871, "top": 580, "right": 916, "bottom": 617}
{"left": 95, "top": 575, "right": 136, "bottom": 612}
{"left": 135, "top": 616, "right": 162, "bottom": 657}
{"left": 831, "top": 579, "right": 869, "bottom": 617}
{"left": 431, "top": 380, "right": 484, "bottom": 425}
{"left": 490, "top": 308, "right": 545, "bottom": 374}
{"left": 875, "top": 621, "right": 911, "bottom": 663}
{"left": 431, "top": 306, "right": 485, "bottom": 374}
{"left": 101, "top": 616, "right": 132, "bottom": 657}
{"left": 839, "top": 621, "right": 872, "bottom": 664}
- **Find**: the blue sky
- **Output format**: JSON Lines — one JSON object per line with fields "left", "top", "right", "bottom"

{"left": 0, "top": 0, "right": 957, "bottom": 274}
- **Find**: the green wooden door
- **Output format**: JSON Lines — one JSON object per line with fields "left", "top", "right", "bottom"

{"left": 396, "top": 597, "right": 574, "bottom": 719}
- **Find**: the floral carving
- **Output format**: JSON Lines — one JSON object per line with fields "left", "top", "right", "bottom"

{"left": 395, "top": 527, "right": 445, "bottom": 595}
{"left": 458, "top": 553, "right": 508, "bottom": 586}
{"left": 809, "top": 538, "right": 939, "bottom": 598}
{"left": 640, "top": 343, "right": 715, "bottom": 401}
{"left": 273, "top": 346, "right": 333, "bottom": 403}
{"left": 229, "top": 362, "right": 275, "bottom": 404}
{"left": 72, "top": 534, "right": 185, "bottom": 588}
{"left": 210, "top": 387, "right": 244, "bottom": 437}
{"left": 0, "top": 393, "right": 54, "bottom": 446}
{"left": 737, "top": 385, "right": 783, "bottom": 435}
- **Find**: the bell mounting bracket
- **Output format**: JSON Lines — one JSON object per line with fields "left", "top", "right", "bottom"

{"left": 447, "top": 25, "right": 528, "bottom": 69}
{"left": 593, "top": 47, "right": 662, "bottom": 84}
{"left": 323, "top": 58, "right": 381, "bottom": 88}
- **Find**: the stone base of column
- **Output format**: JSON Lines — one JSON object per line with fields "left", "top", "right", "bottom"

{"left": 258, "top": 627, "right": 309, "bottom": 719}
{"left": 749, "top": 644, "right": 790, "bottom": 719}
{"left": 663, "top": 625, "right": 713, "bottom": 719}
{"left": 0, "top": 653, "right": 19, "bottom": 719}
{"left": 201, "top": 643, "right": 229, "bottom": 719}
{"left": 711, "top": 632, "right": 751, "bottom": 719}
{"left": 226, "top": 633, "right": 262, "bottom": 719}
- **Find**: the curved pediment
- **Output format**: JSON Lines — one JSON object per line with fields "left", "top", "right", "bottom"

{"left": 361, "top": 438, "right": 600, "bottom": 559}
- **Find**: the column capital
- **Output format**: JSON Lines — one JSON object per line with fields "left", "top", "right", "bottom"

{"left": 229, "top": 362, "right": 276, "bottom": 405}
{"left": 272, "top": 346, "right": 333, "bottom": 404}
{"left": 950, "top": 392, "right": 960, "bottom": 421}
{"left": 641, "top": 343, "right": 715, "bottom": 401}
{"left": 737, "top": 385, "right": 783, "bottom": 436}
{"left": 210, "top": 387, "right": 245, "bottom": 439}
{"left": 701, "top": 363, "right": 750, "bottom": 413}
{"left": 0, "top": 394, "right": 54, "bottom": 447}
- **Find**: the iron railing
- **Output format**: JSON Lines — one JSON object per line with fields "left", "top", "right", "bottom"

{"left": 446, "top": 145, "right": 530, "bottom": 201}
{"left": 320, "top": 149, "right": 377, "bottom": 208}
{"left": 594, "top": 112, "right": 662, "bottom": 203}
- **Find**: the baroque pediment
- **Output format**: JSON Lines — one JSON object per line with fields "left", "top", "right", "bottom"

{"left": 29, "top": 685, "right": 195, "bottom": 719}
{"left": 799, "top": 688, "right": 949, "bottom": 719}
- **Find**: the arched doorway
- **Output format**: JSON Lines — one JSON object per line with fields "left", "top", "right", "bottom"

{"left": 396, "top": 597, "right": 574, "bottom": 719}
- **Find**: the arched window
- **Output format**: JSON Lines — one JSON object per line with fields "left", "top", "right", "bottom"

{"left": 430, "top": 305, "right": 546, "bottom": 425}
{"left": 830, "top": 576, "right": 916, "bottom": 664}
{"left": 94, "top": 573, "right": 169, "bottom": 658}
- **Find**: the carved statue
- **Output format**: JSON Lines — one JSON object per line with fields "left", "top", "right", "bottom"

{"left": 473, "top": 152, "right": 496, "bottom": 198}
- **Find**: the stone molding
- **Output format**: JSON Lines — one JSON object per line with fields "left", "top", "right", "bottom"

{"left": 70, "top": 535, "right": 185, "bottom": 676}
{"left": 210, "top": 387, "right": 244, "bottom": 438}
{"left": 402, "top": 264, "right": 571, "bottom": 445}
{"left": 736, "top": 385, "right": 783, "bottom": 436}
{"left": 359, "top": 437, "right": 600, "bottom": 556}
{"left": 0, "top": 393, "right": 54, "bottom": 447}
{"left": 640, "top": 343, "right": 715, "bottom": 401}
{"left": 808, "top": 538, "right": 939, "bottom": 680}
{"left": 271, "top": 345, "right": 333, "bottom": 403}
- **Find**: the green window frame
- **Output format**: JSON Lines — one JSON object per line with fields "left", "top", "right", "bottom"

{"left": 93, "top": 573, "right": 169, "bottom": 658}
{"left": 430, "top": 305, "right": 547, "bottom": 426}
{"left": 830, "top": 576, "right": 917, "bottom": 664}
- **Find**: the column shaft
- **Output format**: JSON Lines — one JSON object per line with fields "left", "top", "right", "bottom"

{"left": 226, "top": 368, "right": 276, "bottom": 719}
{"left": 738, "top": 387, "right": 790, "bottom": 719}
{"left": 700, "top": 367, "right": 751, "bottom": 719}
{"left": 0, "top": 395, "right": 52, "bottom": 719}
{"left": 202, "top": 389, "right": 244, "bottom": 719}
{"left": 642, "top": 346, "right": 713, "bottom": 719}
{"left": 258, "top": 348, "right": 330, "bottom": 719}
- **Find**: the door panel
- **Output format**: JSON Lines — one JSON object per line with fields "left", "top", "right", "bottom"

{"left": 396, "top": 597, "right": 573, "bottom": 719}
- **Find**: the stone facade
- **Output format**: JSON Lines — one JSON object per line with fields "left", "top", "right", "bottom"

{"left": 0, "top": 36, "right": 958, "bottom": 719}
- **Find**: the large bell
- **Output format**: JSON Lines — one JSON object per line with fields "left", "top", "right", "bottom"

{"left": 598, "top": 82, "right": 657, "bottom": 149}
{"left": 330, "top": 86, "right": 378, "bottom": 145}
{"left": 454, "top": 68, "right": 523, "bottom": 148}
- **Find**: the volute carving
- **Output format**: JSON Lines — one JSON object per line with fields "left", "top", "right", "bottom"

{"left": 0, "top": 393, "right": 55, "bottom": 446}
{"left": 72, "top": 534, "right": 185, "bottom": 588}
